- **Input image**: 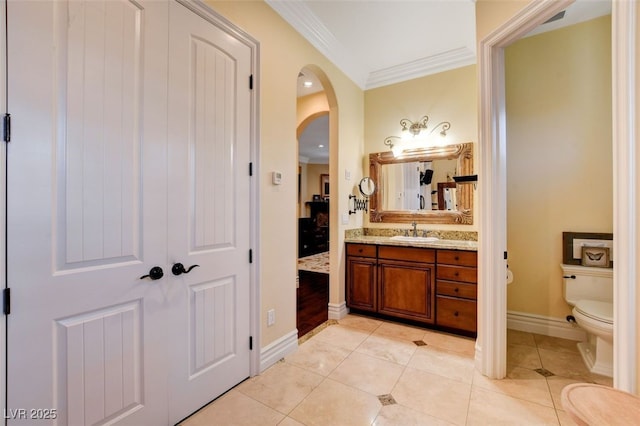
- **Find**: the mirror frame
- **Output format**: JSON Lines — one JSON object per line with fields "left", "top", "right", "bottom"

{"left": 369, "top": 142, "right": 474, "bottom": 224}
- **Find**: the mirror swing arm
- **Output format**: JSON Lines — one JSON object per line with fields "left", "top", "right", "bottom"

{"left": 368, "top": 142, "right": 474, "bottom": 224}
{"left": 349, "top": 177, "right": 376, "bottom": 215}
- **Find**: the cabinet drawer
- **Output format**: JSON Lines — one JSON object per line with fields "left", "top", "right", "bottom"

{"left": 436, "top": 296, "right": 477, "bottom": 333}
{"left": 436, "top": 265, "right": 477, "bottom": 283}
{"left": 378, "top": 246, "right": 435, "bottom": 263}
{"left": 346, "top": 243, "right": 377, "bottom": 258}
{"left": 436, "top": 280, "right": 477, "bottom": 300}
{"left": 437, "top": 250, "right": 477, "bottom": 267}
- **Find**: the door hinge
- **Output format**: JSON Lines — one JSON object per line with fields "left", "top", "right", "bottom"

{"left": 3, "top": 114, "right": 11, "bottom": 143}
{"left": 504, "top": 251, "right": 508, "bottom": 260}
{"left": 249, "top": 74, "right": 253, "bottom": 90}
{"left": 3, "top": 288, "right": 10, "bottom": 315}
{"left": 249, "top": 249, "right": 253, "bottom": 264}
{"left": 249, "top": 162, "right": 253, "bottom": 176}
{"left": 249, "top": 336, "right": 253, "bottom": 350}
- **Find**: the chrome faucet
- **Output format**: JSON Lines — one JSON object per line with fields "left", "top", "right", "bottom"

{"left": 411, "top": 221, "right": 418, "bottom": 237}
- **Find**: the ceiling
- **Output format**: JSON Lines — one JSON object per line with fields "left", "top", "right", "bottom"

{"left": 288, "top": 0, "right": 611, "bottom": 164}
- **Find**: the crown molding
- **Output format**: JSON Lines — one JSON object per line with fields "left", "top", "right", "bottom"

{"left": 366, "top": 47, "right": 476, "bottom": 90}
{"left": 266, "top": 0, "right": 369, "bottom": 88}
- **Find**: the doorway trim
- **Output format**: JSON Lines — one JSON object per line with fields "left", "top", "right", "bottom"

{"left": 478, "top": 0, "right": 636, "bottom": 391}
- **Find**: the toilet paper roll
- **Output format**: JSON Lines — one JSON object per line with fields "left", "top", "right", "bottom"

{"left": 506, "top": 269, "right": 514, "bottom": 285}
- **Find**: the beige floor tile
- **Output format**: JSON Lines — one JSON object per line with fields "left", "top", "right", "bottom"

{"left": 373, "top": 321, "right": 428, "bottom": 342}
{"left": 236, "top": 361, "right": 323, "bottom": 414}
{"left": 278, "top": 417, "right": 305, "bottom": 426}
{"left": 408, "top": 345, "right": 475, "bottom": 384}
{"left": 392, "top": 367, "right": 471, "bottom": 425}
{"left": 556, "top": 409, "right": 579, "bottom": 426}
{"left": 466, "top": 387, "right": 560, "bottom": 426}
{"left": 507, "top": 343, "right": 542, "bottom": 370}
{"left": 546, "top": 376, "right": 583, "bottom": 410}
{"left": 538, "top": 348, "right": 592, "bottom": 381}
{"left": 471, "top": 368, "right": 554, "bottom": 407}
{"left": 179, "top": 389, "right": 284, "bottom": 426}
{"left": 288, "top": 378, "right": 381, "bottom": 426}
{"left": 534, "top": 334, "right": 581, "bottom": 354}
{"left": 329, "top": 351, "right": 404, "bottom": 395}
{"left": 339, "top": 314, "right": 383, "bottom": 332}
{"left": 422, "top": 329, "right": 476, "bottom": 356}
{"left": 373, "top": 404, "right": 455, "bottom": 426}
{"left": 507, "top": 329, "right": 537, "bottom": 347}
{"left": 356, "top": 332, "right": 418, "bottom": 365}
{"left": 285, "top": 337, "right": 351, "bottom": 376}
{"left": 313, "top": 323, "right": 371, "bottom": 351}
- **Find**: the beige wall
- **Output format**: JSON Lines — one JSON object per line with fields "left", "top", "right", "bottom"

{"left": 303, "top": 164, "right": 329, "bottom": 205}
{"left": 207, "top": 1, "right": 365, "bottom": 347}
{"left": 363, "top": 65, "right": 478, "bottom": 231}
{"left": 476, "top": 0, "right": 531, "bottom": 41}
{"left": 505, "top": 16, "right": 612, "bottom": 318}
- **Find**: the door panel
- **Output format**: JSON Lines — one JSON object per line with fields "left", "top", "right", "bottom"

{"left": 7, "top": 1, "right": 169, "bottom": 424}
{"left": 58, "top": 0, "right": 143, "bottom": 268}
{"left": 56, "top": 0, "right": 147, "bottom": 268}
{"left": 167, "top": 2, "right": 252, "bottom": 421}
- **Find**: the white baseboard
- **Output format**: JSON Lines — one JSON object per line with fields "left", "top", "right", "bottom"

{"left": 328, "top": 302, "right": 348, "bottom": 320}
{"left": 507, "top": 310, "right": 586, "bottom": 341}
{"left": 259, "top": 329, "right": 298, "bottom": 373}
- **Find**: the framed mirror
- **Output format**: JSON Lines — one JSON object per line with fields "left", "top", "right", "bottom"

{"left": 369, "top": 142, "right": 474, "bottom": 224}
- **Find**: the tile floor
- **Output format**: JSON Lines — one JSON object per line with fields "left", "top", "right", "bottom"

{"left": 180, "top": 314, "right": 612, "bottom": 425}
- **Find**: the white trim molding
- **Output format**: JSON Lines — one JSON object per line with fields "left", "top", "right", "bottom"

{"left": 612, "top": 0, "right": 637, "bottom": 394}
{"left": 264, "top": 0, "right": 368, "bottom": 88}
{"left": 328, "top": 301, "right": 348, "bottom": 320}
{"left": 366, "top": 47, "right": 476, "bottom": 90}
{"left": 259, "top": 330, "right": 299, "bottom": 373}
{"left": 507, "top": 311, "right": 586, "bottom": 342}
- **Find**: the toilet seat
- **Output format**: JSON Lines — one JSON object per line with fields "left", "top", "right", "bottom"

{"left": 574, "top": 300, "right": 613, "bottom": 325}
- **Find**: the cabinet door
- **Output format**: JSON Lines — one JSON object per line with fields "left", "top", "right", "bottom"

{"left": 346, "top": 256, "right": 378, "bottom": 312}
{"left": 378, "top": 259, "right": 435, "bottom": 323}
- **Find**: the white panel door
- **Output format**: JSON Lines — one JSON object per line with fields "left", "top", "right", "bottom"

{"left": 166, "top": 2, "right": 253, "bottom": 421}
{"left": 7, "top": 1, "right": 170, "bottom": 424}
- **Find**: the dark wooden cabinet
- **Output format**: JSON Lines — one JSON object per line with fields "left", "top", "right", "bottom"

{"left": 346, "top": 244, "right": 377, "bottom": 312}
{"left": 345, "top": 243, "right": 477, "bottom": 336}
{"left": 298, "top": 201, "right": 329, "bottom": 257}
{"left": 378, "top": 246, "right": 435, "bottom": 323}
{"left": 435, "top": 249, "right": 478, "bottom": 333}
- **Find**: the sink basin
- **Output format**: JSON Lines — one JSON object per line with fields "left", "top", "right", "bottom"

{"left": 390, "top": 235, "right": 440, "bottom": 243}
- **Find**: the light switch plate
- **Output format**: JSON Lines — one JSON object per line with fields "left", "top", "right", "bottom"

{"left": 272, "top": 171, "right": 282, "bottom": 185}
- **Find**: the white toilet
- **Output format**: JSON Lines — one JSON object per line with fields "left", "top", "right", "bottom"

{"left": 561, "top": 264, "right": 613, "bottom": 377}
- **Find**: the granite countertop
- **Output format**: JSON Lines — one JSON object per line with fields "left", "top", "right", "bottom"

{"left": 344, "top": 235, "right": 478, "bottom": 251}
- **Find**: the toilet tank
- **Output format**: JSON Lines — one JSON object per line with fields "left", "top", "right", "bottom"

{"left": 561, "top": 264, "right": 613, "bottom": 306}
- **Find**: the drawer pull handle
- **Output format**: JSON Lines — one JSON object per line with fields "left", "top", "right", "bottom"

{"left": 454, "top": 288, "right": 459, "bottom": 293}
{"left": 454, "top": 272, "right": 459, "bottom": 276}
{"left": 358, "top": 249, "right": 363, "bottom": 253}
{"left": 454, "top": 256, "right": 459, "bottom": 261}
{"left": 454, "top": 311, "right": 459, "bottom": 317}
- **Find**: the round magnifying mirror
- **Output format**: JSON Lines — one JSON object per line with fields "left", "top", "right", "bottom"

{"left": 359, "top": 177, "right": 376, "bottom": 197}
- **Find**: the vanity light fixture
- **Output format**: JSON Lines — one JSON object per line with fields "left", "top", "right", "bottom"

{"left": 384, "top": 115, "right": 451, "bottom": 156}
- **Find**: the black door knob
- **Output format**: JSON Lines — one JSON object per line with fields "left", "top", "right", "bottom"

{"left": 172, "top": 263, "right": 200, "bottom": 276}
{"left": 140, "top": 266, "right": 164, "bottom": 280}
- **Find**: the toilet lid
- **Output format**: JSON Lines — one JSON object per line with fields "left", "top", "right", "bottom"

{"left": 575, "top": 300, "right": 613, "bottom": 324}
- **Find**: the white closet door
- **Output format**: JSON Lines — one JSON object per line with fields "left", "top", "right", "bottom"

{"left": 6, "top": 1, "right": 170, "bottom": 424}
{"left": 166, "top": 2, "right": 253, "bottom": 422}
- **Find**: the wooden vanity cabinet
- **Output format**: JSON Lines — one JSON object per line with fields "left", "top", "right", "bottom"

{"left": 378, "top": 246, "right": 435, "bottom": 323}
{"left": 346, "top": 243, "right": 378, "bottom": 312}
{"left": 345, "top": 243, "right": 477, "bottom": 335}
{"left": 435, "top": 250, "right": 478, "bottom": 333}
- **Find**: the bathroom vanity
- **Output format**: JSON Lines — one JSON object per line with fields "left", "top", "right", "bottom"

{"left": 345, "top": 239, "right": 477, "bottom": 336}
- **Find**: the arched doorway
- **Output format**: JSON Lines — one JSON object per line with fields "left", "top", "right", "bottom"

{"left": 296, "top": 66, "right": 339, "bottom": 337}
